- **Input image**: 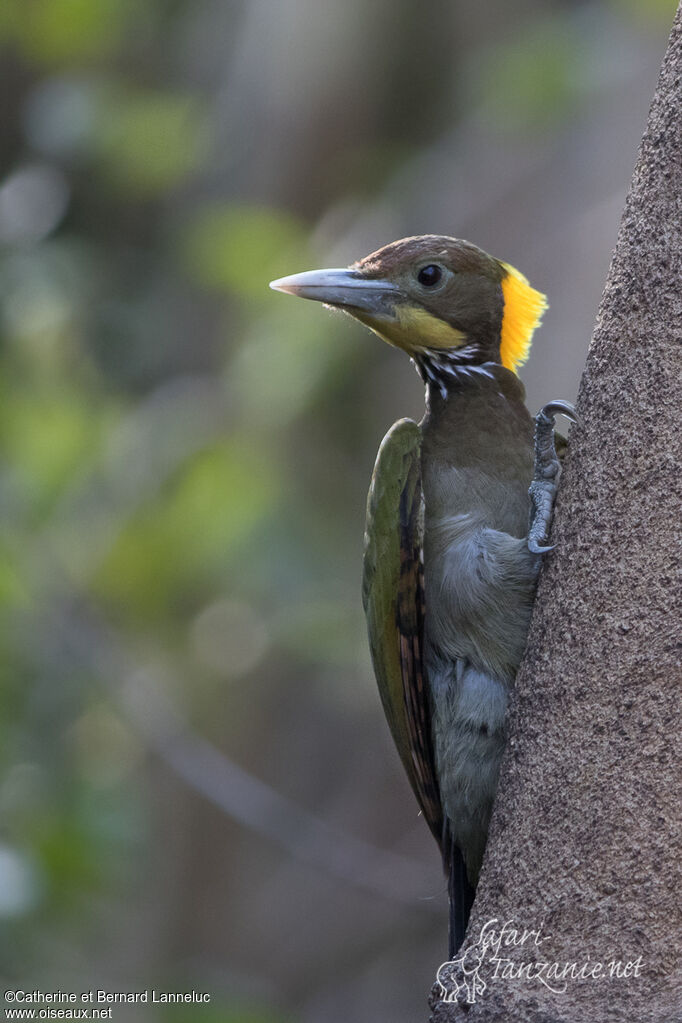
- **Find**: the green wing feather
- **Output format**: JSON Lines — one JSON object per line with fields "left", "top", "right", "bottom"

{"left": 362, "top": 418, "right": 443, "bottom": 845}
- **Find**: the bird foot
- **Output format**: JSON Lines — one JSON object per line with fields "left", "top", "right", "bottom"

{"left": 527, "top": 400, "right": 578, "bottom": 554}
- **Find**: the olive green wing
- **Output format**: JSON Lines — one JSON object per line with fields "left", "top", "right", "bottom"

{"left": 362, "top": 418, "right": 443, "bottom": 845}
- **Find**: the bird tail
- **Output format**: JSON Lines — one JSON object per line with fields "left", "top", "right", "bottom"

{"left": 445, "top": 829, "right": 476, "bottom": 958}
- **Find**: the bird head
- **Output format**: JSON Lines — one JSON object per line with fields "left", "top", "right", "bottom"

{"left": 270, "top": 235, "right": 547, "bottom": 375}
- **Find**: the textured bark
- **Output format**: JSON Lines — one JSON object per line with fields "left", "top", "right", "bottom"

{"left": 430, "top": 8, "right": 682, "bottom": 1022}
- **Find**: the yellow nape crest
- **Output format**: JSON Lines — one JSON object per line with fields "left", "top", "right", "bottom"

{"left": 499, "top": 263, "right": 548, "bottom": 373}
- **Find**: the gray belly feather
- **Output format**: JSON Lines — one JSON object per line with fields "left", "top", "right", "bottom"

{"left": 424, "top": 515, "right": 539, "bottom": 881}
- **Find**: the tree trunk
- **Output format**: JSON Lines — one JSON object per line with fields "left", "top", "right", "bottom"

{"left": 430, "top": 8, "right": 682, "bottom": 1022}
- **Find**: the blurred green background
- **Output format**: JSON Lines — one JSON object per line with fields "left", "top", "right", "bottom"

{"left": 0, "top": 1, "right": 675, "bottom": 1020}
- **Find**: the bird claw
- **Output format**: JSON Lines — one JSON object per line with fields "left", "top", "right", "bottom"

{"left": 527, "top": 400, "right": 577, "bottom": 554}
{"left": 528, "top": 539, "right": 555, "bottom": 555}
{"left": 539, "top": 399, "right": 579, "bottom": 426}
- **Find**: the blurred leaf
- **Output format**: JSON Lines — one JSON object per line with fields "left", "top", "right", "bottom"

{"left": 227, "top": 307, "right": 363, "bottom": 429}
{"left": 95, "top": 90, "right": 209, "bottom": 195}
{"left": 0, "top": 544, "right": 29, "bottom": 608}
{"left": 19, "top": 774, "right": 142, "bottom": 914}
{"left": 608, "top": 0, "right": 677, "bottom": 26}
{"left": 474, "top": 22, "right": 584, "bottom": 130}
{"left": 183, "top": 204, "right": 308, "bottom": 298}
{"left": 31, "top": 799, "right": 110, "bottom": 904}
{"left": 0, "top": 385, "right": 110, "bottom": 519}
{"left": 69, "top": 703, "right": 144, "bottom": 787}
{"left": 274, "top": 598, "right": 360, "bottom": 668}
{"left": 0, "top": 0, "right": 135, "bottom": 67}
{"left": 0, "top": 240, "right": 106, "bottom": 383}
{"left": 94, "top": 441, "right": 280, "bottom": 620}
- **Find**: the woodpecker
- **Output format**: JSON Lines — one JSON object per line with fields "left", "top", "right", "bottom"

{"left": 270, "top": 235, "right": 575, "bottom": 955}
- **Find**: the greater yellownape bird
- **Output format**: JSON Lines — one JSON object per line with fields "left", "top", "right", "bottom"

{"left": 270, "top": 235, "right": 575, "bottom": 956}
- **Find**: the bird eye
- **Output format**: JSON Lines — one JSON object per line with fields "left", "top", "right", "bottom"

{"left": 417, "top": 264, "right": 443, "bottom": 287}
